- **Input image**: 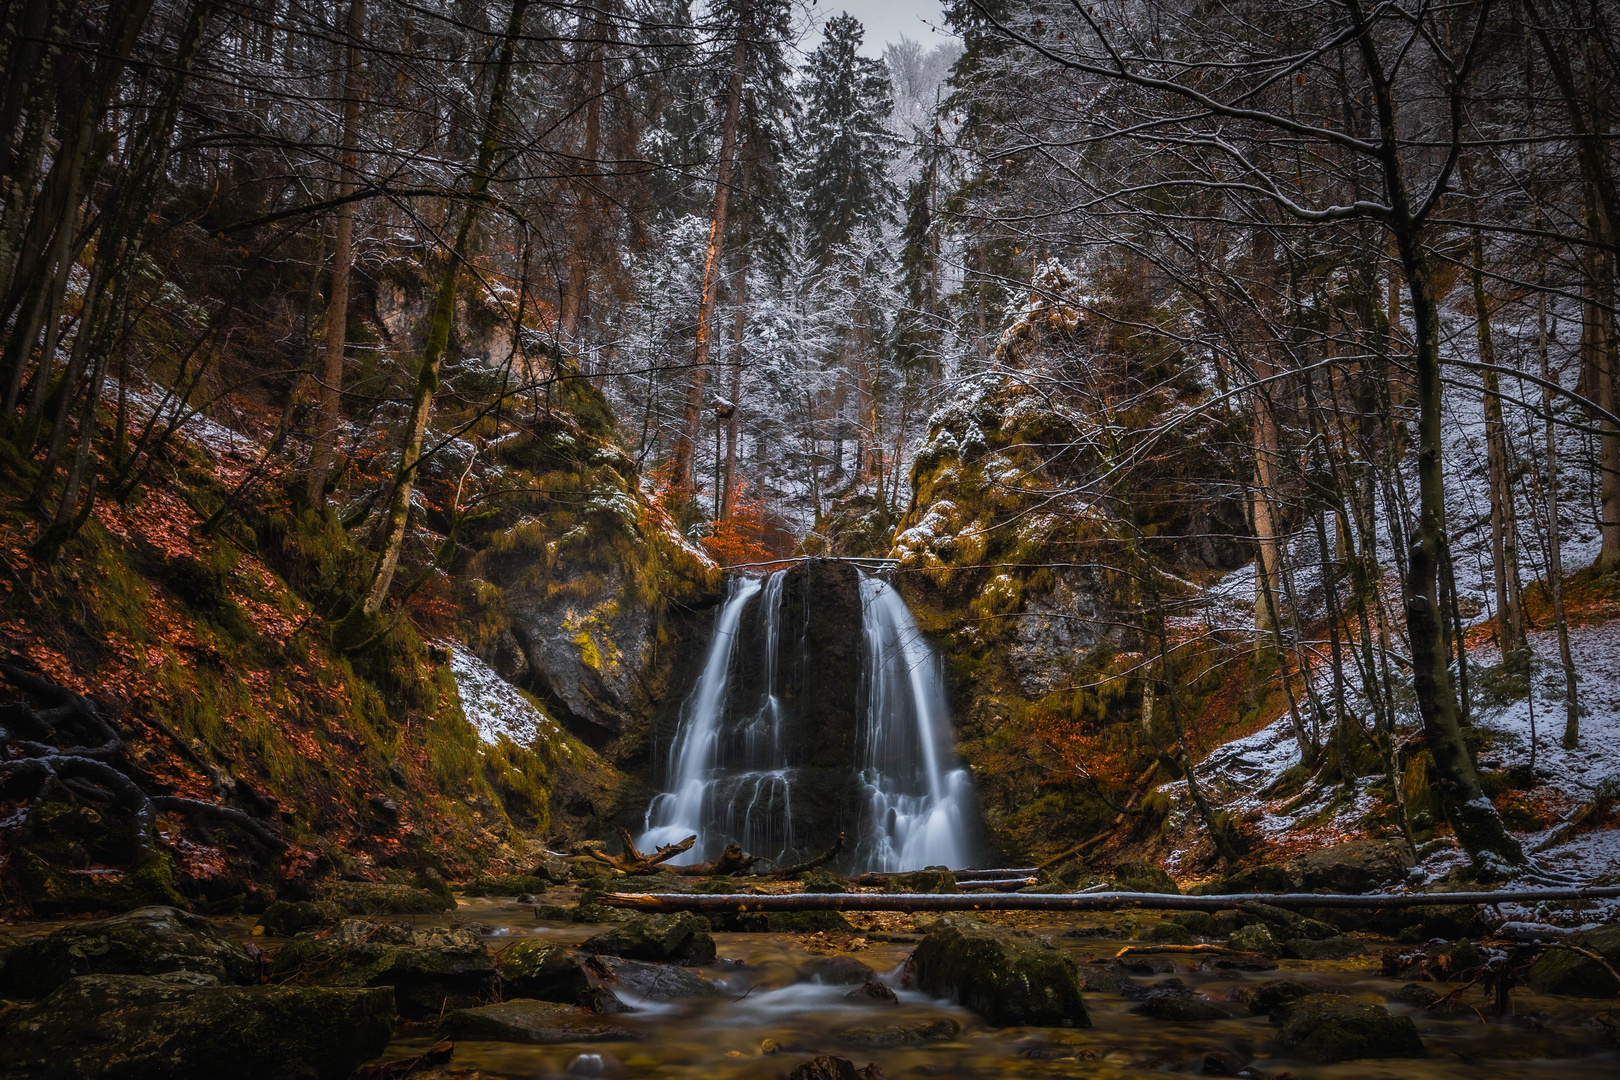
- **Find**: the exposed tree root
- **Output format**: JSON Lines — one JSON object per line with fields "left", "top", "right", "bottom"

{"left": 586, "top": 827, "right": 697, "bottom": 874}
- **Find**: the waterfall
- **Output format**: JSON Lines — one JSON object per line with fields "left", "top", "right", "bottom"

{"left": 639, "top": 565, "right": 974, "bottom": 872}
{"left": 855, "top": 571, "right": 972, "bottom": 872}
{"left": 638, "top": 571, "right": 794, "bottom": 864}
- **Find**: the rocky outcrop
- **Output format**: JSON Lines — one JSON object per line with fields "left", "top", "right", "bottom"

{"left": 0, "top": 906, "right": 257, "bottom": 1000}
{"left": 0, "top": 974, "right": 392, "bottom": 1080}
{"left": 1272, "top": 994, "right": 1424, "bottom": 1061}
{"left": 437, "top": 998, "right": 637, "bottom": 1044}
{"left": 1525, "top": 924, "right": 1620, "bottom": 997}
{"left": 267, "top": 919, "right": 494, "bottom": 1017}
{"left": 906, "top": 917, "right": 1088, "bottom": 1028}
{"left": 587, "top": 955, "right": 723, "bottom": 999}
{"left": 496, "top": 939, "right": 593, "bottom": 1002}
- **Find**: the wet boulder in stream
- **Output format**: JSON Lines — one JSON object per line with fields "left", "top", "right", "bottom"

{"left": 1128, "top": 977, "right": 1233, "bottom": 1022}
{"left": 437, "top": 998, "right": 638, "bottom": 1044}
{"left": 0, "top": 973, "right": 393, "bottom": 1080}
{"left": 1525, "top": 923, "right": 1620, "bottom": 997}
{"left": 581, "top": 911, "right": 716, "bottom": 964}
{"left": 586, "top": 954, "right": 724, "bottom": 999}
{"left": 496, "top": 939, "right": 592, "bottom": 1002}
{"left": 1272, "top": 993, "right": 1424, "bottom": 1062}
{"left": 907, "top": 917, "right": 1089, "bottom": 1027}
{"left": 267, "top": 919, "right": 494, "bottom": 1018}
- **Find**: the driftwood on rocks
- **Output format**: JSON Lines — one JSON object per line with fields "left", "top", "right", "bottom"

{"left": 770, "top": 832, "right": 845, "bottom": 879}
{"left": 0, "top": 663, "right": 286, "bottom": 856}
{"left": 600, "top": 885, "right": 1620, "bottom": 915}
{"left": 586, "top": 827, "right": 697, "bottom": 874}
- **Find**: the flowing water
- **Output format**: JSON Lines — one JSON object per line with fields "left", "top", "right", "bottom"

{"left": 638, "top": 568, "right": 975, "bottom": 872}
{"left": 352, "top": 897, "right": 1620, "bottom": 1080}
{"left": 854, "top": 571, "right": 972, "bottom": 872}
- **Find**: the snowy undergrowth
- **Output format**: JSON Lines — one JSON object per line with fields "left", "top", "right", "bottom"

{"left": 445, "top": 644, "right": 565, "bottom": 751}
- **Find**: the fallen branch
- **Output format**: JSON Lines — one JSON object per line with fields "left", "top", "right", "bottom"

{"left": 1038, "top": 761, "right": 1159, "bottom": 871}
{"left": 586, "top": 827, "right": 696, "bottom": 874}
{"left": 1113, "top": 944, "right": 1268, "bottom": 959}
{"left": 770, "top": 833, "right": 845, "bottom": 879}
{"left": 964, "top": 878, "right": 1039, "bottom": 891}
{"left": 599, "top": 885, "right": 1620, "bottom": 914}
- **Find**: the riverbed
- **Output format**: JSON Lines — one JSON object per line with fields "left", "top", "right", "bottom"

{"left": 296, "top": 894, "right": 1620, "bottom": 1080}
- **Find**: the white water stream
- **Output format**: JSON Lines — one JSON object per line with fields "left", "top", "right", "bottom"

{"left": 638, "top": 568, "right": 972, "bottom": 871}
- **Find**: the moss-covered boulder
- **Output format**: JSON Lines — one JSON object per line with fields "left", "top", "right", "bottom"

{"left": 798, "top": 870, "right": 851, "bottom": 894}
{"left": 438, "top": 998, "right": 637, "bottom": 1043}
{"left": 7, "top": 802, "right": 186, "bottom": 917}
{"left": 1283, "top": 936, "right": 1366, "bottom": 961}
{"left": 588, "top": 955, "right": 723, "bottom": 999}
{"left": 907, "top": 917, "right": 1088, "bottom": 1027}
{"left": 1273, "top": 994, "right": 1424, "bottom": 1062}
{"left": 798, "top": 956, "right": 878, "bottom": 986}
{"left": 1228, "top": 923, "right": 1279, "bottom": 957}
{"left": 461, "top": 875, "right": 549, "bottom": 897}
{"left": 883, "top": 869, "right": 958, "bottom": 894}
{"left": 789, "top": 1056, "right": 885, "bottom": 1080}
{"left": 322, "top": 881, "right": 453, "bottom": 915}
{"left": 1109, "top": 861, "right": 1180, "bottom": 894}
{"left": 1128, "top": 978, "right": 1232, "bottom": 1022}
{"left": 0, "top": 906, "right": 257, "bottom": 1000}
{"left": 1237, "top": 978, "right": 1324, "bottom": 1016}
{"left": 767, "top": 910, "right": 856, "bottom": 933}
{"left": 268, "top": 920, "right": 494, "bottom": 1017}
{"left": 1169, "top": 911, "right": 1217, "bottom": 937}
{"left": 1145, "top": 921, "right": 1194, "bottom": 944}
{"left": 0, "top": 974, "right": 393, "bottom": 1080}
{"left": 496, "top": 939, "right": 592, "bottom": 1001}
{"left": 1288, "top": 839, "right": 1414, "bottom": 893}
{"left": 581, "top": 912, "right": 715, "bottom": 964}
{"left": 1525, "top": 924, "right": 1620, "bottom": 997}
{"left": 255, "top": 900, "right": 339, "bottom": 938}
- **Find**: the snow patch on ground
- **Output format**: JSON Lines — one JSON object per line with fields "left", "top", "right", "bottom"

{"left": 445, "top": 644, "right": 562, "bottom": 749}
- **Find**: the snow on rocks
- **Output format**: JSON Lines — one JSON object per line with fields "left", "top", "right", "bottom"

{"left": 444, "top": 644, "right": 562, "bottom": 750}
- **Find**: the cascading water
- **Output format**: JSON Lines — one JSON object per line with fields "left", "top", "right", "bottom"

{"left": 639, "top": 564, "right": 974, "bottom": 871}
{"left": 854, "top": 571, "right": 972, "bottom": 871}
{"left": 638, "top": 571, "right": 795, "bottom": 864}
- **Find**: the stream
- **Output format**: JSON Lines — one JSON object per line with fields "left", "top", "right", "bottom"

{"left": 275, "top": 893, "right": 1620, "bottom": 1080}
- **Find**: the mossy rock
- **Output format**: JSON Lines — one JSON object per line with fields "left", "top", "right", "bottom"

{"left": 832, "top": 1018, "right": 961, "bottom": 1046}
{"left": 0, "top": 974, "right": 393, "bottom": 1080}
{"left": 1237, "top": 978, "right": 1323, "bottom": 1015}
{"left": 1195, "top": 863, "right": 1295, "bottom": 895}
{"left": 767, "top": 910, "right": 855, "bottom": 933}
{"left": 530, "top": 856, "right": 573, "bottom": 884}
{"left": 438, "top": 998, "right": 637, "bottom": 1044}
{"left": 907, "top": 917, "right": 1088, "bottom": 1028}
{"left": 1228, "top": 924, "right": 1279, "bottom": 957}
{"left": 460, "top": 875, "right": 549, "bottom": 897}
{"left": 495, "top": 939, "right": 591, "bottom": 1002}
{"left": 0, "top": 906, "right": 257, "bottom": 1000}
{"left": 13, "top": 848, "right": 184, "bottom": 918}
{"left": 1287, "top": 839, "right": 1415, "bottom": 894}
{"left": 323, "top": 881, "right": 453, "bottom": 915}
{"left": 1169, "top": 911, "right": 1217, "bottom": 937}
{"left": 268, "top": 920, "right": 495, "bottom": 1018}
{"left": 1282, "top": 936, "right": 1366, "bottom": 961}
{"left": 1144, "top": 921, "right": 1194, "bottom": 945}
{"left": 1108, "top": 861, "right": 1179, "bottom": 894}
{"left": 1129, "top": 978, "right": 1231, "bottom": 1022}
{"left": 581, "top": 913, "right": 715, "bottom": 964}
{"left": 1525, "top": 924, "right": 1620, "bottom": 997}
{"left": 256, "top": 901, "right": 339, "bottom": 938}
{"left": 1273, "top": 993, "right": 1424, "bottom": 1062}
{"left": 882, "top": 869, "right": 958, "bottom": 894}
{"left": 798, "top": 870, "right": 851, "bottom": 894}
{"left": 590, "top": 955, "right": 724, "bottom": 999}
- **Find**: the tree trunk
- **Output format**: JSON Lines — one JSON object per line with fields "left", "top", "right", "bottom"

{"left": 308, "top": 0, "right": 366, "bottom": 506}
{"left": 559, "top": 4, "right": 608, "bottom": 343}
{"left": 1539, "top": 292, "right": 1581, "bottom": 750}
{"left": 354, "top": 0, "right": 530, "bottom": 622}
{"left": 721, "top": 237, "right": 748, "bottom": 520}
{"left": 671, "top": 2, "right": 749, "bottom": 497}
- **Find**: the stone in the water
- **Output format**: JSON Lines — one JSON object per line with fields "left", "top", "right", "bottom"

{"left": 798, "top": 956, "right": 877, "bottom": 986}
{"left": 1078, "top": 962, "right": 1134, "bottom": 994}
{"left": 1170, "top": 911, "right": 1217, "bottom": 937}
{"left": 907, "top": 917, "right": 1088, "bottom": 1028}
{"left": 496, "top": 939, "right": 593, "bottom": 1002}
{"left": 788, "top": 1055, "right": 885, "bottom": 1080}
{"left": 323, "top": 881, "right": 453, "bottom": 915}
{"left": 1524, "top": 924, "right": 1620, "bottom": 997}
{"left": 581, "top": 912, "right": 716, "bottom": 964}
{"left": 1283, "top": 936, "right": 1365, "bottom": 961}
{"left": 835, "top": 1018, "right": 960, "bottom": 1046}
{"left": 438, "top": 998, "right": 638, "bottom": 1043}
{"left": 1128, "top": 978, "right": 1232, "bottom": 1022}
{"left": 1145, "top": 921, "right": 1194, "bottom": 944}
{"left": 0, "top": 906, "right": 257, "bottom": 999}
{"left": 1272, "top": 993, "right": 1424, "bottom": 1062}
{"left": 1236, "top": 978, "right": 1324, "bottom": 1015}
{"left": 845, "top": 975, "right": 898, "bottom": 1005}
{"left": 1227, "top": 923, "right": 1278, "bottom": 957}
{"left": 1392, "top": 983, "right": 1442, "bottom": 1007}
{"left": 0, "top": 973, "right": 392, "bottom": 1080}
{"left": 587, "top": 955, "right": 723, "bottom": 999}
{"left": 268, "top": 919, "right": 495, "bottom": 1018}
{"left": 1194, "top": 1047, "right": 1252, "bottom": 1075}
{"left": 256, "top": 900, "right": 337, "bottom": 937}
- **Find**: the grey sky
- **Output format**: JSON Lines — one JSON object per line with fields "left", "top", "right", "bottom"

{"left": 804, "top": 1, "right": 958, "bottom": 58}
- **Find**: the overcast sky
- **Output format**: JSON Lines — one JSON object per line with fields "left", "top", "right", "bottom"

{"left": 804, "top": 0, "right": 959, "bottom": 58}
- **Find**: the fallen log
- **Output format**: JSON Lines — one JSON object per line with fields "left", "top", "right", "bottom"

{"left": 1113, "top": 944, "right": 1269, "bottom": 960}
{"left": 769, "top": 833, "right": 845, "bottom": 879}
{"left": 963, "top": 878, "right": 1039, "bottom": 891}
{"left": 587, "top": 827, "right": 696, "bottom": 874}
{"left": 599, "top": 885, "right": 1620, "bottom": 914}
{"left": 853, "top": 868, "right": 1038, "bottom": 886}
